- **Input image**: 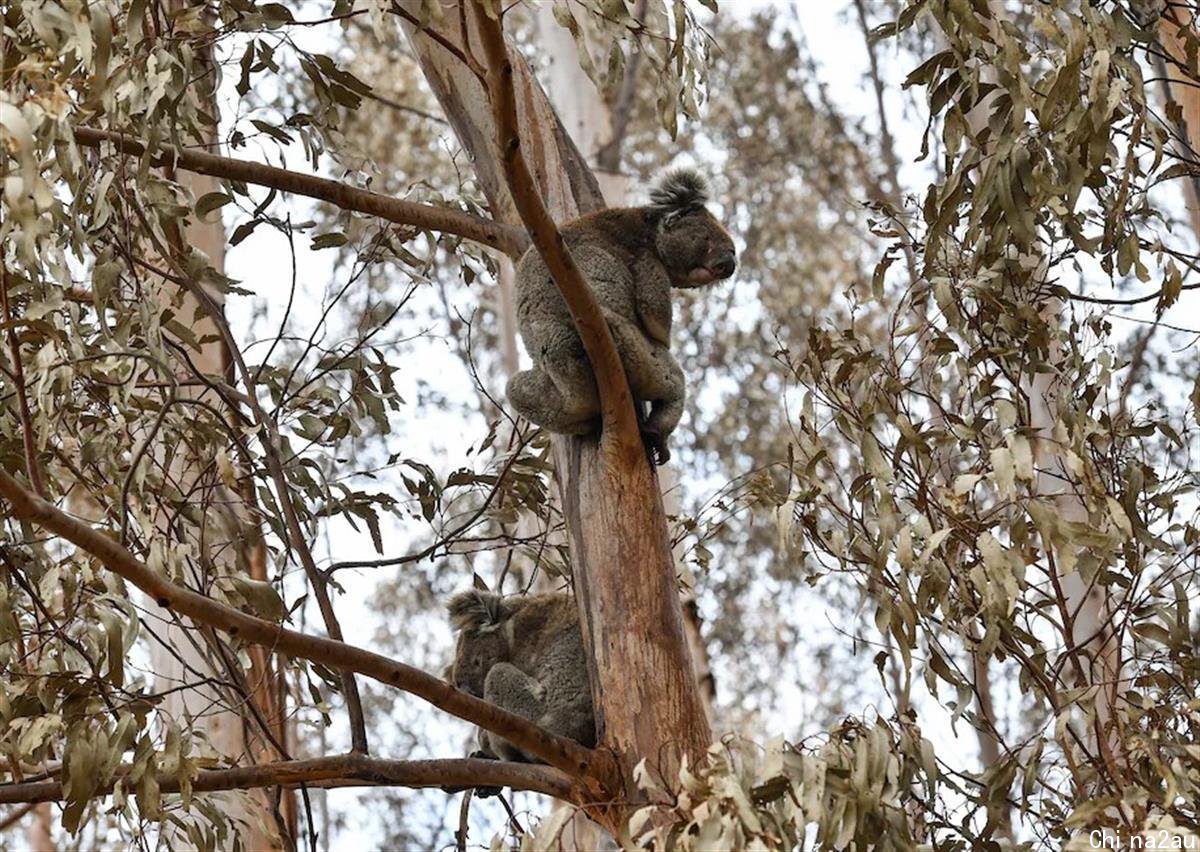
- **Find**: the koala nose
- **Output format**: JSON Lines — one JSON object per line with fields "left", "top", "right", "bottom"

{"left": 713, "top": 251, "right": 736, "bottom": 279}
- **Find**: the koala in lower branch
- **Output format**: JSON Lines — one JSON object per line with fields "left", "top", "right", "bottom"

{"left": 506, "top": 169, "right": 737, "bottom": 464}
{"left": 446, "top": 588, "right": 595, "bottom": 780}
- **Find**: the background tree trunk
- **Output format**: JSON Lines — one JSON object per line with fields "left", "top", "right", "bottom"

{"left": 145, "top": 4, "right": 292, "bottom": 844}
{"left": 146, "top": 159, "right": 292, "bottom": 852}
{"left": 1157, "top": 9, "right": 1200, "bottom": 238}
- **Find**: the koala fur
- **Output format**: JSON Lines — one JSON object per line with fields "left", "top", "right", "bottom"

{"left": 506, "top": 169, "right": 737, "bottom": 464}
{"left": 446, "top": 589, "right": 595, "bottom": 765}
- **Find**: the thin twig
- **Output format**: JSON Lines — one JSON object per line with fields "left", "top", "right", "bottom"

{"left": 455, "top": 788, "right": 473, "bottom": 852}
{"left": 0, "top": 802, "right": 37, "bottom": 833}
{"left": 323, "top": 433, "right": 532, "bottom": 574}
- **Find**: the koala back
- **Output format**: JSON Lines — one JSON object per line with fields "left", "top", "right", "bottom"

{"left": 447, "top": 591, "right": 590, "bottom": 701}
{"left": 513, "top": 208, "right": 652, "bottom": 323}
{"left": 505, "top": 593, "right": 590, "bottom": 701}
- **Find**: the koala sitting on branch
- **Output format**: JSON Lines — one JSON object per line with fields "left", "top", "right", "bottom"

{"left": 506, "top": 169, "right": 737, "bottom": 464}
{"left": 446, "top": 587, "right": 594, "bottom": 794}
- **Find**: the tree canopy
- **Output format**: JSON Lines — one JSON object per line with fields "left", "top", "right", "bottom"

{"left": 2, "top": 0, "right": 1200, "bottom": 849}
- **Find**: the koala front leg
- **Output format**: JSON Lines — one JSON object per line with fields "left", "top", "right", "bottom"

{"left": 481, "top": 662, "right": 547, "bottom": 764}
{"left": 457, "top": 663, "right": 546, "bottom": 798}
{"left": 604, "top": 312, "right": 686, "bottom": 464}
{"left": 633, "top": 256, "right": 674, "bottom": 347}
{"left": 643, "top": 353, "right": 685, "bottom": 437}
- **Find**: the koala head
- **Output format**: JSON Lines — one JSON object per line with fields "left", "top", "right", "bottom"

{"left": 446, "top": 589, "right": 512, "bottom": 697}
{"left": 649, "top": 169, "right": 737, "bottom": 289}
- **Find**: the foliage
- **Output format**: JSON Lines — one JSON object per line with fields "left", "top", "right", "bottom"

{"left": 769, "top": 0, "right": 1200, "bottom": 846}
{"left": 629, "top": 723, "right": 935, "bottom": 852}
{"left": 5, "top": 0, "right": 1200, "bottom": 848}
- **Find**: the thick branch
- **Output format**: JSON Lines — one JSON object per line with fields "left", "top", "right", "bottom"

{"left": 476, "top": 10, "right": 642, "bottom": 457}
{"left": 71, "top": 127, "right": 529, "bottom": 258}
{"left": 0, "top": 470, "right": 607, "bottom": 791}
{"left": 0, "top": 755, "right": 574, "bottom": 805}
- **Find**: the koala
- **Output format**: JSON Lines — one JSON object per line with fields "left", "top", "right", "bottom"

{"left": 446, "top": 588, "right": 595, "bottom": 774}
{"left": 506, "top": 169, "right": 737, "bottom": 464}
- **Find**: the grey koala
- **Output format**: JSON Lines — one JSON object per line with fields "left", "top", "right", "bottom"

{"left": 506, "top": 169, "right": 737, "bottom": 464}
{"left": 446, "top": 588, "right": 595, "bottom": 777}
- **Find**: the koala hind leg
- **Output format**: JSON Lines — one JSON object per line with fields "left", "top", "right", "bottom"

{"left": 480, "top": 662, "right": 547, "bottom": 764}
{"left": 506, "top": 334, "right": 599, "bottom": 435}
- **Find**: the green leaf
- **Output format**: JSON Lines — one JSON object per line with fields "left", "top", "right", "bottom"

{"left": 310, "top": 232, "right": 348, "bottom": 250}
{"left": 231, "top": 577, "right": 286, "bottom": 622}
{"left": 195, "top": 191, "right": 232, "bottom": 221}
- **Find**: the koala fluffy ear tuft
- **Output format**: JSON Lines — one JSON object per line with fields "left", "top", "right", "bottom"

{"left": 446, "top": 589, "right": 506, "bottom": 631}
{"left": 649, "top": 168, "right": 709, "bottom": 220}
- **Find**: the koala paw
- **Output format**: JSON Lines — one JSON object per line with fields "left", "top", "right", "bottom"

{"left": 467, "top": 749, "right": 503, "bottom": 798}
{"left": 640, "top": 424, "right": 671, "bottom": 466}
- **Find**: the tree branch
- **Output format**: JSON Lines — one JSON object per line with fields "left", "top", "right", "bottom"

{"left": 475, "top": 9, "right": 642, "bottom": 458}
{"left": 0, "top": 755, "right": 575, "bottom": 805}
{"left": 0, "top": 470, "right": 608, "bottom": 792}
{"left": 71, "top": 127, "right": 529, "bottom": 258}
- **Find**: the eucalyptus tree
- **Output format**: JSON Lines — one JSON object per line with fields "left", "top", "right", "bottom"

{"left": 0, "top": 0, "right": 717, "bottom": 847}
{"left": 4, "top": 1, "right": 1200, "bottom": 851}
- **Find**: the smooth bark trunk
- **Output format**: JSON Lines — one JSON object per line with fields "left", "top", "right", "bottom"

{"left": 399, "top": 1, "right": 711, "bottom": 820}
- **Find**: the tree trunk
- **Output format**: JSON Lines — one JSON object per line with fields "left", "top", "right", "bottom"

{"left": 146, "top": 5, "right": 291, "bottom": 844}
{"left": 400, "top": 1, "right": 711, "bottom": 819}
{"left": 534, "top": 1, "right": 716, "bottom": 728}
{"left": 147, "top": 162, "right": 292, "bottom": 851}
{"left": 1157, "top": 9, "right": 1200, "bottom": 238}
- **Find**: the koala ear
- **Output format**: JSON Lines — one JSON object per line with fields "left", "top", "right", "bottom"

{"left": 446, "top": 589, "right": 507, "bottom": 631}
{"left": 658, "top": 208, "right": 684, "bottom": 232}
{"left": 649, "top": 168, "right": 709, "bottom": 221}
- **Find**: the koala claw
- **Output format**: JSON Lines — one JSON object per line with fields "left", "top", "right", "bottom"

{"left": 640, "top": 424, "right": 671, "bottom": 466}
{"left": 468, "top": 749, "right": 503, "bottom": 798}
